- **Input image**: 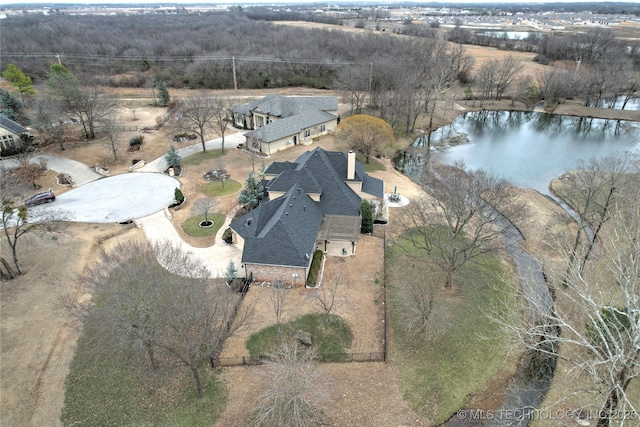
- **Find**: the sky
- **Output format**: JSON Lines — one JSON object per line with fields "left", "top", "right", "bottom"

{"left": 7, "top": 0, "right": 640, "bottom": 4}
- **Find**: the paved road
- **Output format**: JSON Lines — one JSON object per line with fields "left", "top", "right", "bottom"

{"left": 139, "top": 131, "right": 248, "bottom": 173}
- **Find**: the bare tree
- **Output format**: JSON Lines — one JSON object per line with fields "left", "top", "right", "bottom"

{"left": 313, "top": 268, "right": 347, "bottom": 327}
{"left": 252, "top": 340, "right": 328, "bottom": 427}
{"left": 46, "top": 65, "right": 116, "bottom": 140}
{"left": 209, "top": 95, "right": 230, "bottom": 153}
{"left": 268, "top": 283, "right": 290, "bottom": 327}
{"left": 128, "top": 101, "right": 138, "bottom": 121}
{"left": 334, "top": 63, "right": 371, "bottom": 114}
{"left": 1, "top": 168, "right": 67, "bottom": 278}
{"left": 551, "top": 154, "right": 635, "bottom": 283}
{"left": 193, "top": 197, "right": 218, "bottom": 225}
{"left": 174, "top": 95, "right": 220, "bottom": 153}
{"left": 30, "top": 96, "right": 66, "bottom": 150}
{"left": 76, "top": 241, "right": 247, "bottom": 398}
{"left": 494, "top": 55, "right": 523, "bottom": 100}
{"left": 495, "top": 187, "right": 639, "bottom": 427}
{"left": 396, "top": 162, "right": 527, "bottom": 288}
{"left": 100, "top": 113, "right": 121, "bottom": 161}
{"left": 390, "top": 262, "right": 449, "bottom": 338}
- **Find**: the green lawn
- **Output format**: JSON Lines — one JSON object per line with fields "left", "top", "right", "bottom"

{"left": 182, "top": 149, "right": 225, "bottom": 166}
{"left": 246, "top": 313, "right": 352, "bottom": 361}
{"left": 182, "top": 213, "right": 226, "bottom": 238}
{"left": 388, "top": 236, "right": 517, "bottom": 425}
{"left": 355, "top": 153, "right": 386, "bottom": 172}
{"left": 61, "top": 317, "right": 226, "bottom": 427}
{"left": 200, "top": 180, "right": 241, "bottom": 197}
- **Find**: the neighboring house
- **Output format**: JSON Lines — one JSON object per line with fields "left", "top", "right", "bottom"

{"left": 0, "top": 114, "right": 29, "bottom": 157}
{"left": 228, "top": 95, "right": 339, "bottom": 155}
{"left": 230, "top": 147, "right": 384, "bottom": 286}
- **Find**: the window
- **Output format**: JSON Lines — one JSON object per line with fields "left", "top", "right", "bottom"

{"left": 304, "top": 129, "right": 310, "bottom": 138}
{"left": 1, "top": 134, "right": 15, "bottom": 150}
{"left": 320, "top": 124, "right": 326, "bottom": 132}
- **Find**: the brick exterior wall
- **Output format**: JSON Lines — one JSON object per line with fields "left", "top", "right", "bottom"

{"left": 244, "top": 263, "right": 309, "bottom": 288}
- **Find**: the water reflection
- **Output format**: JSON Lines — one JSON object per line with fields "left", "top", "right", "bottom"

{"left": 402, "top": 111, "right": 640, "bottom": 194}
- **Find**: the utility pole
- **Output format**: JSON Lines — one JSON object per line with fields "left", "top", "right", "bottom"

{"left": 232, "top": 57, "right": 238, "bottom": 93}
{"left": 368, "top": 62, "right": 373, "bottom": 107}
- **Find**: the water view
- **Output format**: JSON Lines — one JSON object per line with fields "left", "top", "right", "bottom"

{"left": 405, "top": 111, "right": 640, "bottom": 194}
{"left": 478, "top": 31, "right": 538, "bottom": 40}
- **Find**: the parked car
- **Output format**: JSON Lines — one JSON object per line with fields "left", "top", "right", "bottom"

{"left": 25, "top": 190, "right": 55, "bottom": 207}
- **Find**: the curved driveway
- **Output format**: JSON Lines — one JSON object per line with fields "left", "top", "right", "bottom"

{"left": 1, "top": 130, "right": 247, "bottom": 277}
{"left": 54, "top": 173, "right": 180, "bottom": 223}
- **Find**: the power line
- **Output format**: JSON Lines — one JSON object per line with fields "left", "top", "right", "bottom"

{"left": 0, "top": 52, "right": 365, "bottom": 67}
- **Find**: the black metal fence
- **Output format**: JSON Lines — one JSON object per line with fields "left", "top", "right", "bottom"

{"left": 213, "top": 351, "right": 385, "bottom": 368}
{"left": 382, "top": 230, "right": 388, "bottom": 362}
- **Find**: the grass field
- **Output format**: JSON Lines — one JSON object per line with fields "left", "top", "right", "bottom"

{"left": 181, "top": 213, "right": 226, "bottom": 238}
{"left": 387, "top": 238, "right": 517, "bottom": 425}
{"left": 246, "top": 313, "right": 353, "bottom": 361}
{"left": 182, "top": 149, "right": 226, "bottom": 166}
{"left": 61, "top": 317, "right": 227, "bottom": 427}
{"left": 200, "top": 180, "right": 241, "bottom": 197}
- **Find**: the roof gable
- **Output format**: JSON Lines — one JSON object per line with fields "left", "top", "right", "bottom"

{"left": 230, "top": 185, "right": 323, "bottom": 267}
{"left": 245, "top": 110, "right": 336, "bottom": 143}
{"left": 0, "top": 115, "right": 28, "bottom": 135}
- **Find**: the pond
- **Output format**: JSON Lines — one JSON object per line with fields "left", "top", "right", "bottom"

{"left": 405, "top": 110, "right": 640, "bottom": 426}
{"left": 586, "top": 96, "right": 640, "bottom": 110}
{"left": 477, "top": 31, "right": 538, "bottom": 40}
{"left": 401, "top": 111, "right": 640, "bottom": 194}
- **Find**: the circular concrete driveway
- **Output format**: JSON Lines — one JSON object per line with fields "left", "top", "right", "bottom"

{"left": 50, "top": 173, "right": 180, "bottom": 223}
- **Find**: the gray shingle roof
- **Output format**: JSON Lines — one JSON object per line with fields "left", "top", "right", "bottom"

{"left": 0, "top": 115, "right": 28, "bottom": 135}
{"left": 362, "top": 174, "right": 385, "bottom": 198}
{"left": 245, "top": 109, "right": 336, "bottom": 143}
{"left": 231, "top": 148, "right": 384, "bottom": 269}
{"left": 252, "top": 95, "right": 338, "bottom": 117}
{"left": 230, "top": 94, "right": 337, "bottom": 118}
{"left": 230, "top": 184, "right": 323, "bottom": 267}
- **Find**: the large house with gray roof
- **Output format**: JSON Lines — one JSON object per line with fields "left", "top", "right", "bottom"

{"left": 229, "top": 147, "right": 384, "bottom": 286}
{"left": 228, "top": 95, "right": 339, "bottom": 155}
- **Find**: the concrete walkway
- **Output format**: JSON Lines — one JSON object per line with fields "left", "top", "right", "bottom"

{"left": 135, "top": 206, "right": 243, "bottom": 278}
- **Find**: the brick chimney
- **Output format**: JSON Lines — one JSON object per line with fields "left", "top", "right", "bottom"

{"left": 347, "top": 151, "right": 356, "bottom": 180}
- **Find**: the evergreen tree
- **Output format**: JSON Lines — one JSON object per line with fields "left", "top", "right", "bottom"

{"left": 0, "top": 89, "right": 23, "bottom": 121}
{"left": 238, "top": 172, "right": 264, "bottom": 210}
{"left": 360, "top": 199, "right": 374, "bottom": 234}
{"left": 157, "top": 81, "right": 170, "bottom": 106}
{"left": 174, "top": 187, "right": 184, "bottom": 203}
{"left": 164, "top": 145, "right": 182, "bottom": 167}
{"left": 225, "top": 261, "right": 238, "bottom": 283}
{"left": 2, "top": 64, "right": 35, "bottom": 105}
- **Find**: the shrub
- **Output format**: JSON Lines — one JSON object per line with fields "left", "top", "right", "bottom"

{"left": 222, "top": 228, "right": 233, "bottom": 243}
{"left": 306, "top": 250, "right": 324, "bottom": 286}
{"left": 174, "top": 187, "right": 184, "bottom": 203}
{"left": 360, "top": 200, "right": 373, "bottom": 234}
{"left": 174, "top": 132, "right": 188, "bottom": 139}
{"left": 129, "top": 135, "right": 144, "bottom": 146}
